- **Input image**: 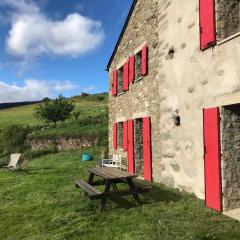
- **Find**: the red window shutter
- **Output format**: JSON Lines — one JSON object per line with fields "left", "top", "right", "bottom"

{"left": 142, "top": 45, "right": 148, "bottom": 76}
{"left": 199, "top": 0, "right": 216, "bottom": 50}
{"left": 113, "top": 123, "right": 117, "bottom": 150}
{"left": 112, "top": 70, "right": 118, "bottom": 96}
{"left": 127, "top": 120, "right": 134, "bottom": 174}
{"left": 143, "top": 117, "right": 152, "bottom": 182}
{"left": 203, "top": 108, "right": 222, "bottom": 212}
{"left": 123, "top": 121, "right": 128, "bottom": 151}
{"left": 123, "top": 61, "right": 129, "bottom": 91}
{"left": 129, "top": 55, "right": 135, "bottom": 83}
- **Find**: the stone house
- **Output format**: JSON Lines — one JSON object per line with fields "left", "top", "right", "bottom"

{"left": 106, "top": 0, "right": 240, "bottom": 214}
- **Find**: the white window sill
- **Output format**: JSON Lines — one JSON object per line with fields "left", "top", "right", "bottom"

{"left": 218, "top": 32, "right": 240, "bottom": 46}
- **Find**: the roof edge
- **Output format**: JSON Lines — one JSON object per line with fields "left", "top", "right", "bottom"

{"left": 106, "top": 0, "right": 138, "bottom": 71}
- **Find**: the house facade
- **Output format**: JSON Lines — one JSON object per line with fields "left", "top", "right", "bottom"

{"left": 107, "top": 0, "right": 240, "bottom": 213}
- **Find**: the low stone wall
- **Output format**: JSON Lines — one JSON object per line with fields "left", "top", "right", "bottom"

{"left": 26, "top": 137, "right": 93, "bottom": 152}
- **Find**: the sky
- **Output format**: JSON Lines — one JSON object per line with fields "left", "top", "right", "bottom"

{"left": 0, "top": 0, "right": 132, "bottom": 103}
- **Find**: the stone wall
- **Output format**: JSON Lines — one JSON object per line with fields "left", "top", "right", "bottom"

{"left": 216, "top": 0, "right": 240, "bottom": 41}
{"left": 109, "top": 0, "right": 240, "bottom": 201}
{"left": 134, "top": 119, "right": 144, "bottom": 176}
{"left": 26, "top": 137, "right": 92, "bottom": 152}
{"left": 221, "top": 106, "right": 240, "bottom": 211}
{"left": 108, "top": 0, "right": 161, "bottom": 184}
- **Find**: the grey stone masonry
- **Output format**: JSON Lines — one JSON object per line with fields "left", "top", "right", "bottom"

{"left": 108, "top": 0, "right": 240, "bottom": 201}
{"left": 134, "top": 119, "right": 144, "bottom": 176}
{"left": 108, "top": 0, "right": 161, "bottom": 182}
{"left": 216, "top": 0, "right": 240, "bottom": 41}
{"left": 221, "top": 106, "right": 240, "bottom": 211}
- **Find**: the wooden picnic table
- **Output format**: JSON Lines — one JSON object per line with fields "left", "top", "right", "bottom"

{"left": 76, "top": 167, "right": 150, "bottom": 211}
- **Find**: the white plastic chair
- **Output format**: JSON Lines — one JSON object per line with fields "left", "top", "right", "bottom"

{"left": 101, "top": 154, "right": 122, "bottom": 169}
{"left": 2, "top": 154, "right": 21, "bottom": 171}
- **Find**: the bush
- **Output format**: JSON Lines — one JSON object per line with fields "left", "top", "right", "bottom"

{"left": 81, "top": 92, "right": 89, "bottom": 97}
{"left": 72, "top": 108, "right": 81, "bottom": 121}
{"left": 35, "top": 95, "right": 75, "bottom": 127}
{"left": 47, "top": 143, "right": 58, "bottom": 154}
{"left": 97, "top": 96, "right": 105, "bottom": 101}
{"left": 0, "top": 125, "right": 30, "bottom": 155}
{"left": 22, "top": 150, "right": 50, "bottom": 160}
{"left": 0, "top": 153, "right": 9, "bottom": 167}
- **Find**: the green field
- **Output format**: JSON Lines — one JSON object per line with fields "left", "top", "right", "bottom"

{"left": 0, "top": 150, "right": 240, "bottom": 240}
{"left": 0, "top": 93, "right": 108, "bottom": 138}
{"left": 0, "top": 93, "right": 108, "bottom": 129}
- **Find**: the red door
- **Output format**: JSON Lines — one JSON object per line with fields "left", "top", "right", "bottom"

{"left": 203, "top": 108, "right": 222, "bottom": 212}
{"left": 128, "top": 120, "right": 135, "bottom": 174}
{"left": 143, "top": 117, "right": 152, "bottom": 182}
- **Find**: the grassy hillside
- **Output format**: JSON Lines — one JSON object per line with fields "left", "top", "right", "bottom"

{"left": 0, "top": 103, "right": 42, "bottom": 129}
{"left": 0, "top": 93, "right": 108, "bottom": 130}
{"left": 0, "top": 93, "right": 108, "bottom": 135}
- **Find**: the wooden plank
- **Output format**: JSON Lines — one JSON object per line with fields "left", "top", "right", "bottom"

{"left": 101, "top": 168, "right": 124, "bottom": 178}
{"left": 101, "top": 167, "right": 137, "bottom": 178}
{"left": 88, "top": 167, "right": 138, "bottom": 180}
{"left": 75, "top": 180, "right": 102, "bottom": 197}
{"left": 89, "top": 168, "right": 111, "bottom": 179}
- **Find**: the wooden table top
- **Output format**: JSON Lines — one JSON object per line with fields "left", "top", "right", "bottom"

{"left": 88, "top": 167, "right": 137, "bottom": 180}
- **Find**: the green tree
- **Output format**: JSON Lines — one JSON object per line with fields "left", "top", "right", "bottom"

{"left": 35, "top": 95, "right": 75, "bottom": 127}
{"left": 72, "top": 108, "right": 81, "bottom": 121}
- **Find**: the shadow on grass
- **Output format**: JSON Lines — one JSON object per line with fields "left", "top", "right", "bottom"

{"left": 145, "top": 185, "right": 182, "bottom": 203}
{"left": 105, "top": 184, "right": 183, "bottom": 211}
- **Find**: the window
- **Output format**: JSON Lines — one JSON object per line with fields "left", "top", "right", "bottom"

{"left": 134, "top": 118, "right": 144, "bottom": 176}
{"left": 135, "top": 51, "right": 142, "bottom": 80}
{"left": 200, "top": 0, "right": 240, "bottom": 49}
{"left": 111, "top": 44, "right": 148, "bottom": 96}
{"left": 117, "top": 66, "right": 124, "bottom": 94}
{"left": 117, "top": 122, "right": 123, "bottom": 149}
{"left": 216, "top": 0, "right": 240, "bottom": 41}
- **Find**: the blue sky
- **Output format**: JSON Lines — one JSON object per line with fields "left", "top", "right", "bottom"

{"left": 0, "top": 0, "right": 132, "bottom": 103}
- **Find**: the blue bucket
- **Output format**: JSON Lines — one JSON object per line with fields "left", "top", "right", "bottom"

{"left": 82, "top": 153, "right": 92, "bottom": 161}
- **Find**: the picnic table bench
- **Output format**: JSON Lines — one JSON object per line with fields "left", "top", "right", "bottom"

{"left": 76, "top": 167, "right": 151, "bottom": 211}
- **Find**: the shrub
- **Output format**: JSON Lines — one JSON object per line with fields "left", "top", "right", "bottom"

{"left": 97, "top": 96, "right": 105, "bottom": 101}
{"left": 22, "top": 149, "right": 51, "bottom": 160}
{"left": 81, "top": 92, "right": 89, "bottom": 97}
{"left": 72, "top": 108, "right": 81, "bottom": 121}
{"left": 0, "top": 125, "right": 30, "bottom": 155}
{"left": 0, "top": 153, "right": 9, "bottom": 167}
{"left": 47, "top": 143, "right": 58, "bottom": 154}
{"left": 35, "top": 95, "right": 75, "bottom": 127}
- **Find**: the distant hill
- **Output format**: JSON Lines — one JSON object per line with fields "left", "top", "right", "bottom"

{"left": 0, "top": 101, "right": 42, "bottom": 110}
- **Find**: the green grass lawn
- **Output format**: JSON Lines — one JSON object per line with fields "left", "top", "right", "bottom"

{"left": 0, "top": 150, "right": 240, "bottom": 240}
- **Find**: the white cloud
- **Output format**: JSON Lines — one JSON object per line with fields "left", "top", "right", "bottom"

{"left": 82, "top": 85, "right": 96, "bottom": 93}
{"left": 0, "top": 79, "right": 51, "bottom": 103}
{"left": 53, "top": 80, "right": 78, "bottom": 91}
{"left": 0, "top": 0, "right": 39, "bottom": 14}
{"left": 75, "top": 3, "right": 85, "bottom": 12}
{"left": 0, "top": 79, "right": 79, "bottom": 103}
{"left": 2, "top": 0, "right": 104, "bottom": 58}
